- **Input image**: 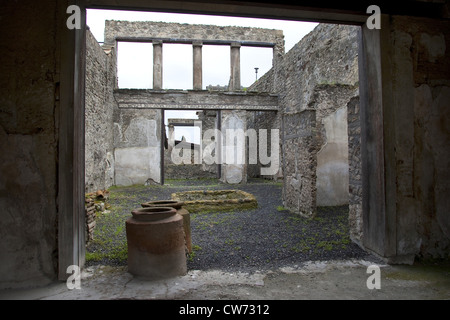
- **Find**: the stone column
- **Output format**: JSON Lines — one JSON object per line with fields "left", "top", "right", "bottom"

{"left": 192, "top": 41, "right": 203, "bottom": 90}
{"left": 153, "top": 40, "right": 163, "bottom": 90}
{"left": 230, "top": 42, "right": 241, "bottom": 91}
{"left": 220, "top": 110, "right": 247, "bottom": 184}
{"left": 168, "top": 124, "right": 175, "bottom": 151}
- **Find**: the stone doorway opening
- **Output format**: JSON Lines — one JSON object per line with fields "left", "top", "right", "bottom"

{"left": 163, "top": 110, "right": 220, "bottom": 182}
{"left": 82, "top": 8, "right": 367, "bottom": 277}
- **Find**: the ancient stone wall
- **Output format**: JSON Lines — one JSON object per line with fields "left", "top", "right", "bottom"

{"left": 347, "top": 96, "right": 362, "bottom": 243}
{"left": 246, "top": 110, "right": 281, "bottom": 179}
{"left": 113, "top": 108, "right": 162, "bottom": 186}
{"left": 250, "top": 23, "right": 359, "bottom": 217}
{"left": 104, "top": 20, "right": 284, "bottom": 55}
{"left": 271, "top": 24, "right": 359, "bottom": 113}
{"left": 309, "top": 84, "right": 359, "bottom": 207}
{"left": 85, "top": 29, "right": 117, "bottom": 193}
{"left": 249, "top": 69, "right": 275, "bottom": 93}
{"left": 0, "top": 0, "right": 60, "bottom": 289}
{"left": 198, "top": 110, "right": 219, "bottom": 176}
{"left": 282, "top": 110, "right": 317, "bottom": 217}
{"left": 390, "top": 16, "right": 450, "bottom": 260}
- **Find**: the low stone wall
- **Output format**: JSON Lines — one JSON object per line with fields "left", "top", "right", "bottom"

{"left": 85, "top": 198, "right": 96, "bottom": 243}
{"left": 171, "top": 190, "right": 258, "bottom": 212}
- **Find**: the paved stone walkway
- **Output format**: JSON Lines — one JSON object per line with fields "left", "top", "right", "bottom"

{"left": 1, "top": 259, "right": 449, "bottom": 301}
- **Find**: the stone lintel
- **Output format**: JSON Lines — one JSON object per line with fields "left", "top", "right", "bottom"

{"left": 114, "top": 90, "right": 279, "bottom": 111}
{"left": 168, "top": 118, "right": 201, "bottom": 127}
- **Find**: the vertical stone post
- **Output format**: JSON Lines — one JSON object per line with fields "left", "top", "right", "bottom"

{"left": 153, "top": 40, "right": 163, "bottom": 90}
{"left": 168, "top": 124, "right": 175, "bottom": 150}
{"left": 230, "top": 42, "right": 241, "bottom": 91}
{"left": 220, "top": 110, "right": 247, "bottom": 184}
{"left": 192, "top": 41, "right": 203, "bottom": 90}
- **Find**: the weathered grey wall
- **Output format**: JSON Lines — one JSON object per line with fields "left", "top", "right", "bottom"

{"left": 198, "top": 110, "right": 219, "bottom": 176}
{"left": 0, "top": 0, "right": 59, "bottom": 289}
{"left": 276, "top": 24, "right": 359, "bottom": 113}
{"left": 347, "top": 96, "right": 363, "bottom": 243}
{"left": 246, "top": 110, "right": 281, "bottom": 180}
{"left": 113, "top": 108, "right": 162, "bottom": 185}
{"left": 390, "top": 16, "right": 450, "bottom": 260}
{"left": 250, "top": 23, "right": 359, "bottom": 217}
{"left": 104, "top": 20, "right": 284, "bottom": 53}
{"left": 85, "top": 29, "right": 116, "bottom": 193}
{"left": 164, "top": 114, "right": 217, "bottom": 180}
{"left": 359, "top": 15, "right": 450, "bottom": 263}
{"left": 282, "top": 110, "right": 317, "bottom": 217}
{"left": 221, "top": 110, "right": 248, "bottom": 184}
{"left": 310, "top": 84, "right": 359, "bottom": 207}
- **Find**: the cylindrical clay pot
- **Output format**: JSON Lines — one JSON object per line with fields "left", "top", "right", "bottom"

{"left": 126, "top": 207, "right": 187, "bottom": 278}
{"left": 141, "top": 200, "right": 192, "bottom": 254}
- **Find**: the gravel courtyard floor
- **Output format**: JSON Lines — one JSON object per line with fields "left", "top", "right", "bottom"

{"left": 86, "top": 178, "right": 380, "bottom": 272}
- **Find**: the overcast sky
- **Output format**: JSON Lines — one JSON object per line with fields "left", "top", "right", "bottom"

{"left": 86, "top": 9, "right": 318, "bottom": 142}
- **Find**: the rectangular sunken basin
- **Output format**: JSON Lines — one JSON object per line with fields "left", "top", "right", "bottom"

{"left": 171, "top": 190, "right": 257, "bottom": 213}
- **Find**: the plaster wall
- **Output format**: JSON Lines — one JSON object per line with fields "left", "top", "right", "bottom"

{"left": 359, "top": 15, "right": 450, "bottom": 262}
{"left": 316, "top": 107, "right": 349, "bottom": 206}
{"left": 0, "top": 0, "right": 60, "bottom": 289}
{"left": 246, "top": 110, "right": 281, "bottom": 180}
{"left": 113, "top": 109, "right": 162, "bottom": 185}
{"left": 221, "top": 110, "right": 248, "bottom": 184}
{"left": 310, "top": 84, "right": 359, "bottom": 207}
{"left": 390, "top": 16, "right": 450, "bottom": 260}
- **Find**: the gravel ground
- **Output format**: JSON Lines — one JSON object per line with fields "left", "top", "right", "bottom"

{"left": 86, "top": 178, "right": 377, "bottom": 272}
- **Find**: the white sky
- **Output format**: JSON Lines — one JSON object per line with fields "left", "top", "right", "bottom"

{"left": 86, "top": 9, "right": 318, "bottom": 142}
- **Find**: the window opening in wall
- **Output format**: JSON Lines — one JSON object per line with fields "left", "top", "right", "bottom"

{"left": 164, "top": 110, "right": 207, "bottom": 181}
{"left": 117, "top": 42, "right": 153, "bottom": 89}
{"left": 163, "top": 44, "right": 193, "bottom": 90}
{"left": 203, "top": 45, "right": 230, "bottom": 90}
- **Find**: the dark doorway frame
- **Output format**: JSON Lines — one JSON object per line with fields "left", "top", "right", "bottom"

{"left": 59, "top": 0, "right": 443, "bottom": 280}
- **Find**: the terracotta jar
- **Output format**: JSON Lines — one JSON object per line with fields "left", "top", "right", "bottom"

{"left": 141, "top": 200, "right": 192, "bottom": 253}
{"left": 126, "top": 206, "right": 187, "bottom": 278}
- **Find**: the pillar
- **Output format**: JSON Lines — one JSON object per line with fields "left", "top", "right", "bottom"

{"left": 230, "top": 42, "right": 241, "bottom": 91}
{"left": 193, "top": 41, "right": 203, "bottom": 90}
{"left": 220, "top": 110, "right": 247, "bottom": 184}
{"left": 168, "top": 124, "right": 175, "bottom": 150}
{"left": 153, "top": 40, "right": 163, "bottom": 90}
